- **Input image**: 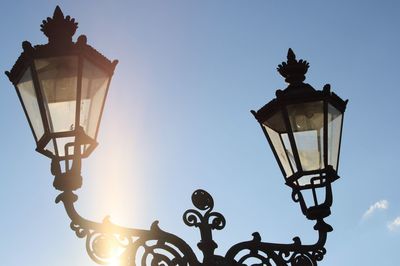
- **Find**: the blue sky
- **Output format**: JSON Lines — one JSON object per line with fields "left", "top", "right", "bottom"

{"left": 1, "top": 1, "right": 400, "bottom": 265}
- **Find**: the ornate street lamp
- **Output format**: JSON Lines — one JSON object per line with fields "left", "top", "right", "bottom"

{"left": 6, "top": 6, "right": 347, "bottom": 266}
{"left": 6, "top": 6, "right": 117, "bottom": 191}
{"left": 251, "top": 49, "right": 348, "bottom": 229}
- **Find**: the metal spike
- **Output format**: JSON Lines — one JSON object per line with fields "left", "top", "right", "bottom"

{"left": 287, "top": 48, "right": 296, "bottom": 62}
{"left": 53, "top": 5, "right": 64, "bottom": 19}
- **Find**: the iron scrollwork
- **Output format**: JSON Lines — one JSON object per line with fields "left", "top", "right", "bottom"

{"left": 183, "top": 189, "right": 226, "bottom": 264}
{"left": 54, "top": 157, "right": 331, "bottom": 266}
{"left": 225, "top": 231, "right": 327, "bottom": 266}
{"left": 56, "top": 190, "right": 201, "bottom": 266}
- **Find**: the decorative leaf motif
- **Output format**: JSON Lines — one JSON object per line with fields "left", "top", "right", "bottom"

{"left": 183, "top": 209, "right": 203, "bottom": 227}
{"left": 40, "top": 6, "right": 78, "bottom": 41}
{"left": 208, "top": 213, "right": 226, "bottom": 230}
{"left": 277, "top": 48, "right": 310, "bottom": 84}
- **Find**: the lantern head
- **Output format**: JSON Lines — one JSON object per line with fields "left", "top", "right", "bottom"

{"left": 6, "top": 6, "right": 118, "bottom": 161}
{"left": 252, "top": 49, "right": 347, "bottom": 221}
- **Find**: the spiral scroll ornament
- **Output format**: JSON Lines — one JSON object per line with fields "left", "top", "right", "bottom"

{"left": 68, "top": 217, "right": 201, "bottom": 265}
{"left": 57, "top": 189, "right": 330, "bottom": 266}
{"left": 183, "top": 189, "right": 226, "bottom": 231}
{"left": 57, "top": 191, "right": 200, "bottom": 266}
{"left": 225, "top": 232, "right": 327, "bottom": 266}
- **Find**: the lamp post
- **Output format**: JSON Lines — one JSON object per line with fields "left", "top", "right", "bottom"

{"left": 6, "top": 7, "right": 347, "bottom": 266}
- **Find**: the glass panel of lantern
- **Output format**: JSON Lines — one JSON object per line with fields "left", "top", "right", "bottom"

{"left": 262, "top": 111, "right": 296, "bottom": 178}
{"left": 79, "top": 59, "right": 110, "bottom": 140}
{"left": 35, "top": 56, "right": 78, "bottom": 134}
{"left": 327, "top": 104, "right": 343, "bottom": 170}
{"left": 26, "top": 56, "right": 112, "bottom": 159}
{"left": 262, "top": 100, "right": 344, "bottom": 189}
{"left": 34, "top": 56, "right": 79, "bottom": 158}
{"left": 287, "top": 101, "right": 324, "bottom": 172}
{"left": 16, "top": 67, "right": 45, "bottom": 141}
{"left": 286, "top": 101, "right": 324, "bottom": 187}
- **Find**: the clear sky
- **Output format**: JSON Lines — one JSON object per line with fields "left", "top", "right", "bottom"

{"left": 1, "top": 1, "right": 399, "bottom": 265}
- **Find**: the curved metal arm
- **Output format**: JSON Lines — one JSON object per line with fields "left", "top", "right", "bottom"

{"left": 52, "top": 155, "right": 200, "bottom": 266}
{"left": 55, "top": 191, "right": 201, "bottom": 265}
{"left": 225, "top": 221, "right": 329, "bottom": 266}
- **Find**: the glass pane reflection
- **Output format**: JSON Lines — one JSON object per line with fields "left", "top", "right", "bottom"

{"left": 80, "top": 59, "right": 109, "bottom": 139}
{"left": 263, "top": 111, "right": 296, "bottom": 177}
{"left": 35, "top": 56, "right": 78, "bottom": 133}
{"left": 328, "top": 104, "right": 343, "bottom": 170}
{"left": 17, "top": 67, "right": 45, "bottom": 140}
{"left": 287, "top": 101, "right": 324, "bottom": 171}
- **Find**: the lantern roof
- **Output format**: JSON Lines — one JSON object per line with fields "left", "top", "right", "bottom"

{"left": 5, "top": 6, "right": 118, "bottom": 85}
{"left": 252, "top": 49, "right": 348, "bottom": 123}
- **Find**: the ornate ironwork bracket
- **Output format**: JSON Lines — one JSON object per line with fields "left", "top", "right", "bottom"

{"left": 182, "top": 189, "right": 230, "bottom": 265}
{"left": 224, "top": 226, "right": 328, "bottom": 266}
{"left": 56, "top": 191, "right": 201, "bottom": 265}
{"left": 53, "top": 157, "right": 331, "bottom": 266}
{"left": 5, "top": 6, "right": 343, "bottom": 266}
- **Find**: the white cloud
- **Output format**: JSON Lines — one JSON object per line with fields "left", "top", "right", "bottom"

{"left": 362, "top": 200, "right": 389, "bottom": 219}
{"left": 388, "top": 217, "right": 400, "bottom": 231}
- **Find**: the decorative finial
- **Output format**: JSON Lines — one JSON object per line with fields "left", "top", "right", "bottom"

{"left": 277, "top": 48, "right": 309, "bottom": 84}
{"left": 40, "top": 6, "right": 78, "bottom": 44}
{"left": 287, "top": 48, "right": 296, "bottom": 62}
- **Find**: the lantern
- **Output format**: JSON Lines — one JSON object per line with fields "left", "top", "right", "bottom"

{"left": 252, "top": 49, "right": 347, "bottom": 221}
{"left": 6, "top": 6, "right": 117, "bottom": 161}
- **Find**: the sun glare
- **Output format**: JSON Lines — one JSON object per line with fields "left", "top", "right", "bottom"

{"left": 85, "top": 90, "right": 147, "bottom": 224}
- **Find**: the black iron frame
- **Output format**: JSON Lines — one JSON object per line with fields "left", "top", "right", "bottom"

{"left": 5, "top": 6, "right": 347, "bottom": 266}
{"left": 53, "top": 158, "right": 331, "bottom": 266}
{"left": 251, "top": 49, "right": 348, "bottom": 222}
{"left": 6, "top": 6, "right": 117, "bottom": 161}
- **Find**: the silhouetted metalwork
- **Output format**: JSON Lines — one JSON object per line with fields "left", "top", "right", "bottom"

{"left": 6, "top": 6, "right": 117, "bottom": 174}
{"left": 252, "top": 50, "right": 347, "bottom": 224}
{"left": 6, "top": 6, "right": 347, "bottom": 266}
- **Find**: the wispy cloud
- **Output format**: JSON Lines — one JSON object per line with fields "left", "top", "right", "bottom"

{"left": 362, "top": 200, "right": 389, "bottom": 219}
{"left": 388, "top": 217, "right": 400, "bottom": 231}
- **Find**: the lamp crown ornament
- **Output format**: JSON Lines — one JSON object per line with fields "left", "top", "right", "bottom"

{"left": 277, "top": 48, "right": 310, "bottom": 84}
{"left": 40, "top": 6, "right": 78, "bottom": 44}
